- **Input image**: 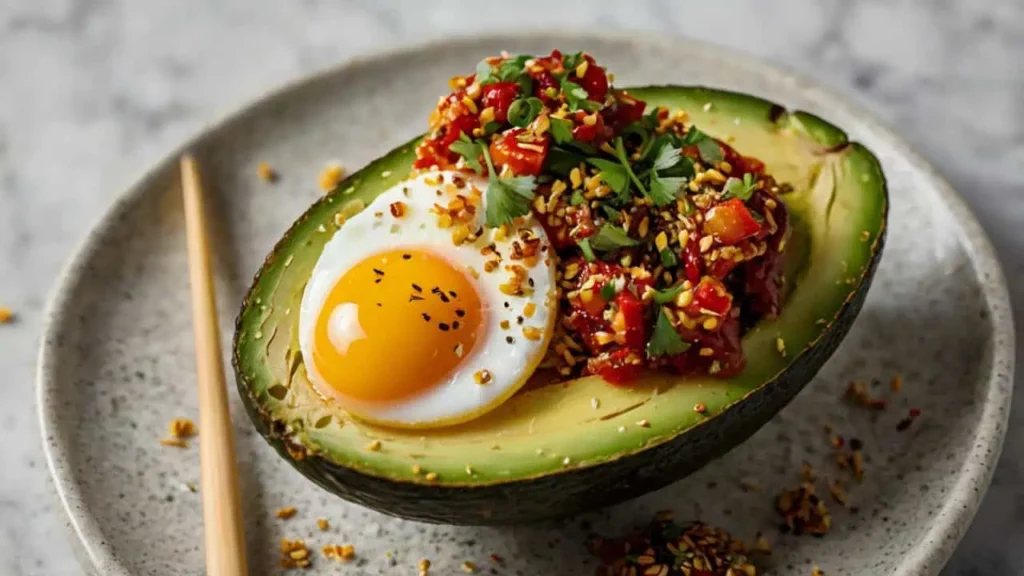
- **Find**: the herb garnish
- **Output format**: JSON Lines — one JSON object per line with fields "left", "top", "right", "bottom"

{"left": 600, "top": 282, "right": 617, "bottom": 302}
{"left": 589, "top": 224, "right": 639, "bottom": 252}
{"left": 578, "top": 237, "right": 596, "bottom": 262}
{"left": 651, "top": 283, "right": 685, "bottom": 305}
{"left": 549, "top": 117, "right": 575, "bottom": 144}
{"left": 647, "top": 308, "right": 690, "bottom": 357}
{"left": 561, "top": 77, "right": 603, "bottom": 112}
{"left": 449, "top": 133, "right": 483, "bottom": 172}
{"left": 721, "top": 173, "right": 757, "bottom": 201}
{"left": 480, "top": 143, "right": 537, "bottom": 227}
{"left": 507, "top": 97, "right": 544, "bottom": 128}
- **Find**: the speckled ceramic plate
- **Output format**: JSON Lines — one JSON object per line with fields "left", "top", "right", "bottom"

{"left": 38, "top": 33, "right": 1013, "bottom": 576}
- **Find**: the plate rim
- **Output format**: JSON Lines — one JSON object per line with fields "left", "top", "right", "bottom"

{"left": 36, "top": 30, "right": 1015, "bottom": 576}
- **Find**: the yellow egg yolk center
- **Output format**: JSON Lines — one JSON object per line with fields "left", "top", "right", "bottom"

{"left": 312, "top": 248, "right": 484, "bottom": 402}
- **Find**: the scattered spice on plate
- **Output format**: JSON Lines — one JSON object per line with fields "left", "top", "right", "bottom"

{"left": 775, "top": 482, "right": 831, "bottom": 536}
{"left": 489, "top": 553, "right": 503, "bottom": 564}
{"left": 257, "top": 161, "right": 277, "bottom": 183}
{"left": 811, "top": 567, "right": 826, "bottom": 576}
{"left": 168, "top": 418, "right": 195, "bottom": 438}
{"left": 158, "top": 438, "right": 188, "bottom": 448}
{"left": 843, "top": 381, "right": 887, "bottom": 409}
{"left": 322, "top": 544, "right": 355, "bottom": 562}
{"left": 0, "top": 306, "right": 14, "bottom": 324}
{"left": 590, "top": 511, "right": 759, "bottom": 575}
{"left": 316, "top": 517, "right": 329, "bottom": 531}
{"left": 890, "top": 373, "right": 903, "bottom": 393}
{"left": 896, "top": 407, "right": 922, "bottom": 431}
{"left": 319, "top": 164, "right": 345, "bottom": 192}
{"left": 417, "top": 558, "right": 431, "bottom": 576}
{"left": 280, "top": 538, "right": 311, "bottom": 569}
{"left": 275, "top": 506, "right": 298, "bottom": 519}
{"left": 461, "top": 560, "right": 476, "bottom": 573}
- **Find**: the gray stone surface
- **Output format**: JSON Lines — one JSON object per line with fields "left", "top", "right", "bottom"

{"left": 2, "top": 1, "right": 1022, "bottom": 575}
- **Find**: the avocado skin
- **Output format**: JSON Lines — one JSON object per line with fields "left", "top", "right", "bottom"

{"left": 234, "top": 87, "right": 888, "bottom": 525}
{"left": 241, "top": 253, "right": 878, "bottom": 525}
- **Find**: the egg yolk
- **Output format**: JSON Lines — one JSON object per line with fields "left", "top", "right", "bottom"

{"left": 311, "top": 248, "right": 484, "bottom": 402}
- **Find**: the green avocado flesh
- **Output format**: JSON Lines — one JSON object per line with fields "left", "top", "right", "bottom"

{"left": 233, "top": 86, "right": 887, "bottom": 524}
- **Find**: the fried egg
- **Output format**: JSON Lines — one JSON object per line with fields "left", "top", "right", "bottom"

{"left": 298, "top": 170, "right": 557, "bottom": 428}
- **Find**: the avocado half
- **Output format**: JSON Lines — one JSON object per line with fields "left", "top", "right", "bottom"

{"left": 233, "top": 86, "right": 887, "bottom": 525}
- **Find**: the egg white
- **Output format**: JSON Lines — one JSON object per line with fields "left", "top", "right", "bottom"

{"left": 298, "top": 170, "right": 557, "bottom": 428}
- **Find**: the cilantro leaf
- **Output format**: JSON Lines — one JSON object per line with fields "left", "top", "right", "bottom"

{"left": 589, "top": 224, "right": 639, "bottom": 252}
{"left": 485, "top": 176, "right": 536, "bottom": 227}
{"left": 561, "top": 77, "right": 602, "bottom": 112}
{"left": 586, "top": 157, "right": 630, "bottom": 196}
{"left": 696, "top": 139, "right": 723, "bottom": 164}
{"left": 647, "top": 172, "right": 686, "bottom": 207}
{"left": 549, "top": 117, "right": 574, "bottom": 144}
{"left": 578, "top": 237, "right": 596, "bottom": 262}
{"left": 545, "top": 147, "right": 585, "bottom": 176}
{"left": 721, "top": 173, "right": 757, "bottom": 201}
{"left": 449, "top": 134, "right": 483, "bottom": 173}
{"left": 481, "top": 145, "right": 537, "bottom": 227}
{"left": 599, "top": 204, "right": 622, "bottom": 222}
{"left": 562, "top": 51, "right": 584, "bottom": 73}
{"left": 652, "top": 142, "right": 684, "bottom": 172}
{"left": 613, "top": 137, "right": 649, "bottom": 199}
{"left": 647, "top": 309, "right": 690, "bottom": 357}
{"left": 680, "top": 126, "right": 711, "bottom": 145}
{"left": 475, "top": 59, "right": 495, "bottom": 84}
{"left": 569, "top": 190, "right": 586, "bottom": 206}
{"left": 651, "top": 283, "right": 685, "bottom": 305}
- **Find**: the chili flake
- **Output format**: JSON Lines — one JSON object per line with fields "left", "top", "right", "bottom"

{"left": 776, "top": 482, "right": 831, "bottom": 536}
{"left": 473, "top": 370, "right": 492, "bottom": 385}
{"left": 590, "top": 513, "right": 759, "bottom": 576}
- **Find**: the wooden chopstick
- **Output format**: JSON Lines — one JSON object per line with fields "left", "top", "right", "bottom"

{"left": 180, "top": 155, "right": 249, "bottom": 576}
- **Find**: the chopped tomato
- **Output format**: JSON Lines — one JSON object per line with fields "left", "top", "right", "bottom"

{"left": 571, "top": 110, "right": 607, "bottom": 143}
{"left": 688, "top": 276, "right": 732, "bottom": 317}
{"left": 533, "top": 70, "right": 560, "bottom": 105}
{"left": 413, "top": 113, "right": 478, "bottom": 169}
{"left": 489, "top": 129, "right": 549, "bottom": 176}
{"left": 614, "top": 290, "right": 646, "bottom": 349}
{"left": 602, "top": 92, "right": 647, "bottom": 132}
{"left": 592, "top": 349, "right": 643, "bottom": 385}
{"left": 704, "top": 198, "right": 762, "bottom": 245}
{"left": 683, "top": 239, "right": 703, "bottom": 283}
{"left": 707, "top": 257, "right": 739, "bottom": 280}
{"left": 480, "top": 81, "right": 520, "bottom": 124}
{"left": 576, "top": 55, "right": 609, "bottom": 102}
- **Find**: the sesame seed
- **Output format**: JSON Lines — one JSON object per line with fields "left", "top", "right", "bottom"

{"left": 424, "top": 472, "right": 438, "bottom": 481}
{"left": 694, "top": 402, "right": 706, "bottom": 413}
{"left": 636, "top": 419, "right": 650, "bottom": 428}
{"left": 591, "top": 397, "right": 600, "bottom": 410}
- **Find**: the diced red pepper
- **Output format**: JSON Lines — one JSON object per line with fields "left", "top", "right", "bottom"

{"left": 683, "top": 240, "right": 703, "bottom": 284}
{"left": 533, "top": 70, "right": 560, "bottom": 105}
{"left": 688, "top": 276, "right": 732, "bottom": 317}
{"left": 480, "top": 81, "right": 520, "bottom": 124}
{"left": 592, "top": 349, "right": 643, "bottom": 385}
{"left": 575, "top": 55, "right": 609, "bottom": 102}
{"left": 571, "top": 110, "right": 607, "bottom": 143}
{"left": 707, "top": 257, "right": 739, "bottom": 280}
{"left": 602, "top": 92, "right": 647, "bottom": 132}
{"left": 489, "top": 129, "right": 549, "bottom": 176}
{"left": 704, "top": 198, "right": 762, "bottom": 246}
{"left": 614, "top": 290, "right": 646, "bottom": 350}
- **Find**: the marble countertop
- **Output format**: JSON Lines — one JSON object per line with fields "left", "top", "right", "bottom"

{"left": 1, "top": 1, "right": 1021, "bottom": 574}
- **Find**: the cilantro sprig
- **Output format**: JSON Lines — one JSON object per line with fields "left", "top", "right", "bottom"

{"left": 480, "top": 143, "right": 537, "bottom": 227}
{"left": 647, "top": 308, "right": 690, "bottom": 357}
{"left": 722, "top": 173, "right": 757, "bottom": 201}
